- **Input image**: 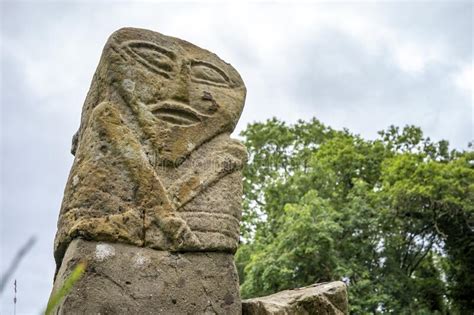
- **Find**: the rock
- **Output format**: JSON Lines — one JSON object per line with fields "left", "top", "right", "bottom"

{"left": 53, "top": 27, "right": 247, "bottom": 268}
{"left": 242, "top": 282, "right": 349, "bottom": 315}
{"left": 50, "top": 239, "right": 241, "bottom": 314}
{"left": 49, "top": 27, "right": 247, "bottom": 313}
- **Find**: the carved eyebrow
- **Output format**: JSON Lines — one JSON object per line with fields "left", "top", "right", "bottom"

{"left": 122, "top": 40, "right": 177, "bottom": 61}
{"left": 190, "top": 60, "right": 230, "bottom": 83}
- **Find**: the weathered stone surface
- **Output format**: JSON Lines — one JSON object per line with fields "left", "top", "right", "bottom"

{"left": 50, "top": 239, "right": 241, "bottom": 314}
{"left": 49, "top": 27, "right": 247, "bottom": 313}
{"left": 242, "top": 282, "right": 349, "bottom": 315}
{"left": 53, "top": 27, "right": 247, "bottom": 269}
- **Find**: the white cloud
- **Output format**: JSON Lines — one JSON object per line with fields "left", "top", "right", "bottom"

{"left": 393, "top": 42, "right": 439, "bottom": 73}
{"left": 454, "top": 63, "right": 474, "bottom": 93}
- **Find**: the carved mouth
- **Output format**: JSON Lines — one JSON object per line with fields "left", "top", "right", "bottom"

{"left": 150, "top": 102, "right": 202, "bottom": 126}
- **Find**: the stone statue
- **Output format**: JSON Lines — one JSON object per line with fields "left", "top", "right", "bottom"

{"left": 50, "top": 28, "right": 247, "bottom": 314}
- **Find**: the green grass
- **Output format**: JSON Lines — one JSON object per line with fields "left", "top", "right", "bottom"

{"left": 45, "top": 261, "right": 86, "bottom": 315}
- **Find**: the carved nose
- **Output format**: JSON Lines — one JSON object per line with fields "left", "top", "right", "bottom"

{"left": 171, "top": 61, "right": 191, "bottom": 103}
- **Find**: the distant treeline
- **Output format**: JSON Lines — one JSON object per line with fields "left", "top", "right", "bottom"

{"left": 236, "top": 118, "right": 473, "bottom": 314}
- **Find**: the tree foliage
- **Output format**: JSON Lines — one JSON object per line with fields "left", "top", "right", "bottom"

{"left": 236, "top": 118, "right": 473, "bottom": 314}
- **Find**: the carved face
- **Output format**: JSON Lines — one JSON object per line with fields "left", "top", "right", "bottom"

{"left": 102, "top": 28, "right": 246, "bottom": 165}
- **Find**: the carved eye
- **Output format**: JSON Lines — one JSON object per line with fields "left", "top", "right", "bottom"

{"left": 124, "top": 41, "right": 176, "bottom": 79}
{"left": 133, "top": 48, "right": 174, "bottom": 72}
{"left": 191, "top": 61, "right": 230, "bottom": 87}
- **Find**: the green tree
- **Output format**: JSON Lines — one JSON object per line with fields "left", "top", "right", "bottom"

{"left": 237, "top": 119, "right": 473, "bottom": 314}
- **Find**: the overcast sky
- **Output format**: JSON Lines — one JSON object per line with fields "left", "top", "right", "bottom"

{"left": 1, "top": 1, "right": 472, "bottom": 313}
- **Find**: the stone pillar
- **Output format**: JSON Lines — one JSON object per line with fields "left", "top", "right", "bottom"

{"left": 52, "top": 240, "right": 240, "bottom": 314}
{"left": 49, "top": 27, "right": 247, "bottom": 314}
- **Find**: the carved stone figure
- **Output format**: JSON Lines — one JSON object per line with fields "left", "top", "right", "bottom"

{"left": 54, "top": 27, "right": 247, "bottom": 267}
{"left": 49, "top": 28, "right": 246, "bottom": 314}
